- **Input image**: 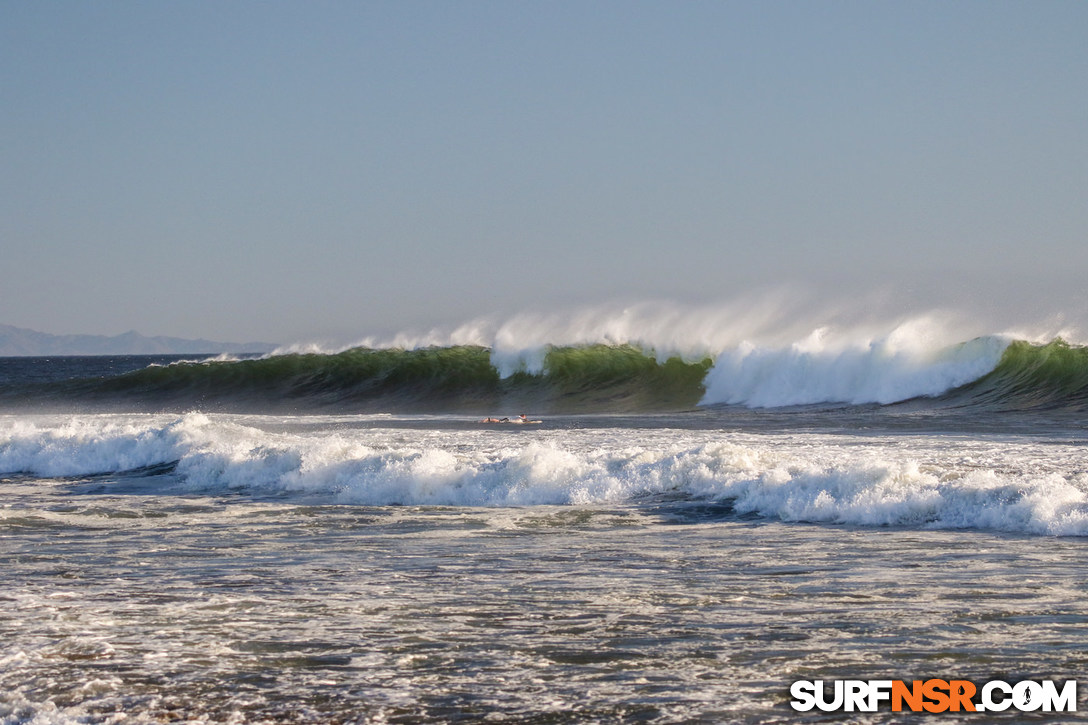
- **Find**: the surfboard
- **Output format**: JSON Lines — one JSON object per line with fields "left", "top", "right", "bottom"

{"left": 479, "top": 418, "right": 542, "bottom": 424}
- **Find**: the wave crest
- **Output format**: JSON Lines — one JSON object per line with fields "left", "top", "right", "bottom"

{"left": 700, "top": 329, "right": 1011, "bottom": 407}
{"left": 3, "top": 414, "right": 1087, "bottom": 535}
{"left": 5, "top": 345, "right": 710, "bottom": 414}
{"left": 3, "top": 313, "right": 1088, "bottom": 412}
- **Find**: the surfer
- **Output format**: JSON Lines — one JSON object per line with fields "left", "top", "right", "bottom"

{"left": 514, "top": 414, "right": 543, "bottom": 424}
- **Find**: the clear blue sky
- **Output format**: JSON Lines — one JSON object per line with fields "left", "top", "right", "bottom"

{"left": 2, "top": 1, "right": 1086, "bottom": 344}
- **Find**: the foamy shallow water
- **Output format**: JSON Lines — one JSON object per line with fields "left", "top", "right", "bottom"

{"left": 3, "top": 414, "right": 1088, "bottom": 722}
{"left": 3, "top": 413, "right": 1088, "bottom": 533}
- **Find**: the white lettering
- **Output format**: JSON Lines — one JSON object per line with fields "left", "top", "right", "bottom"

{"left": 867, "top": 680, "right": 893, "bottom": 711}
{"left": 1041, "top": 680, "right": 1077, "bottom": 712}
{"left": 982, "top": 680, "right": 1012, "bottom": 711}
{"left": 815, "top": 680, "right": 844, "bottom": 712}
{"left": 789, "top": 680, "right": 817, "bottom": 712}
{"left": 844, "top": 680, "right": 868, "bottom": 712}
{"left": 789, "top": 677, "right": 1077, "bottom": 713}
{"left": 1014, "top": 680, "right": 1044, "bottom": 712}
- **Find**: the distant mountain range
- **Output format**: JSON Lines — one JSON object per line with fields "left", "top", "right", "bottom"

{"left": 0, "top": 324, "right": 277, "bottom": 356}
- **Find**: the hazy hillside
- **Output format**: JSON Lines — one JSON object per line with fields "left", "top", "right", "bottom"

{"left": 0, "top": 324, "right": 276, "bottom": 356}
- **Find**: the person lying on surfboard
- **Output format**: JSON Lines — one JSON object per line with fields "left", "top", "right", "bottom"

{"left": 513, "top": 414, "right": 543, "bottom": 424}
{"left": 479, "top": 414, "right": 542, "bottom": 424}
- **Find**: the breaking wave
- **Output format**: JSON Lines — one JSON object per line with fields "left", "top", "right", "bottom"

{"left": 1, "top": 321, "right": 1087, "bottom": 413}
{"left": 2, "top": 413, "right": 1086, "bottom": 536}
{"left": 699, "top": 332, "right": 1010, "bottom": 407}
{"left": 2, "top": 345, "right": 712, "bottom": 413}
{"left": 941, "top": 339, "right": 1088, "bottom": 411}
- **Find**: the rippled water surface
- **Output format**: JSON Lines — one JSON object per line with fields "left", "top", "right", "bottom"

{"left": 4, "top": 465, "right": 1088, "bottom": 723}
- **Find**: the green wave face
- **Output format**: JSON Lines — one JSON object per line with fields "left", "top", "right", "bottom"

{"left": 7, "top": 339, "right": 1088, "bottom": 414}
{"left": 528, "top": 344, "right": 714, "bottom": 412}
{"left": 946, "top": 339, "right": 1088, "bottom": 411}
{"left": 46, "top": 345, "right": 713, "bottom": 414}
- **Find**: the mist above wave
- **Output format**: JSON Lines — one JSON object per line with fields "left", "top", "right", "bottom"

{"left": 4, "top": 298, "right": 1084, "bottom": 411}
{"left": 271, "top": 300, "right": 1033, "bottom": 408}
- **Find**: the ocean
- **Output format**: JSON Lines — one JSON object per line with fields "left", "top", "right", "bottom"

{"left": 2, "top": 328, "right": 1087, "bottom": 723}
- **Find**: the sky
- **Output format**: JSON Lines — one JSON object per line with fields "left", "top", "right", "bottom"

{"left": 2, "top": 1, "right": 1086, "bottom": 346}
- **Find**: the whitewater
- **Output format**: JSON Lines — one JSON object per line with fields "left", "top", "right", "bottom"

{"left": 3, "top": 412, "right": 1088, "bottom": 535}
{"left": 3, "top": 308, "right": 1088, "bottom": 723}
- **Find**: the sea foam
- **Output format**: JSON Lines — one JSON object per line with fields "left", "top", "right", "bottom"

{"left": 2, "top": 414, "right": 1086, "bottom": 536}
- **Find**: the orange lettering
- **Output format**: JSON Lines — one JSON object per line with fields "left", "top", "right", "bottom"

{"left": 949, "top": 680, "right": 976, "bottom": 712}
{"left": 892, "top": 680, "right": 924, "bottom": 712}
{"left": 922, "top": 679, "right": 951, "bottom": 713}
